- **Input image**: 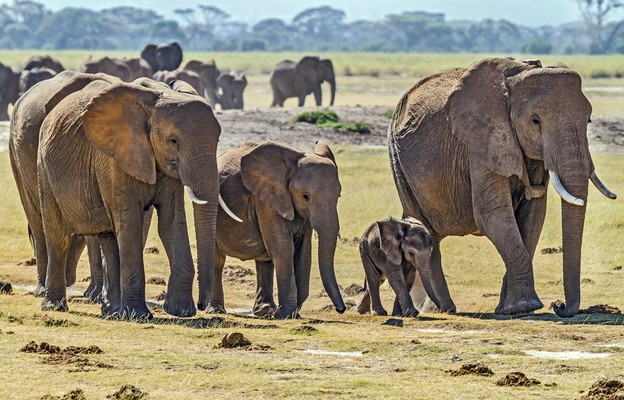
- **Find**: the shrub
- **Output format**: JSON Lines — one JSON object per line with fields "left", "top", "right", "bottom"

{"left": 293, "top": 110, "right": 370, "bottom": 134}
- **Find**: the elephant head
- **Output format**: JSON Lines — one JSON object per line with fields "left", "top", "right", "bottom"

{"left": 0, "top": 62, "right": 20, "bottom": 120}
{"left": 296, "top": 56, "right": 336, "bottom": 106}
{"left": 240, "top": 140, "right": 345, "bottom": 313}
{"left": 217, "top": 72, "right": 247, "bottom": 110}
{"left": 185, "top": 60, "right": 221, "bottom": 107}
{"left": 153, "top": 69, "right": 204, "bottom": 100}
{"left": 444, "top": 57, "right": 616, "bottom": 317}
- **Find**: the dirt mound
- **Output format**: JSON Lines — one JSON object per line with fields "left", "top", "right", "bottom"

{"left": 41, "top": 315, "right": 78, "bottom": 327}
{"left": 153, "top": 291, "right": 166, "bottom": 301}
{"left": 144, "top": 246, "right": 159, "bottom": 255}
{"left": 343, "top": 283, "right": 365, "bottom": 296}
{"left": 496, "top": 372, "right": 540, "bottom": 387}
{"left": 579, "top": 304, "right": 622, "bottom": 314}
{"left": 40, "top": 389, "right": 87, "bottom": 400}
{"left": 541, "top": 246, "right": 562, "bottom": 254}
{"left": 220, "top": 332, "right": 251, "bottom": 348}
{"left": 0, "top": 280, "right": 12, "bottom": 294}
{"left": 292, "top": 325, "right": 318, "bottom": 334}
{"left": 448, "top": 363, "right": 494, "bottom": 377}
{"left": 107, "top": 385, "right": 148, "bottom": 400}
{"left": 17, "top": 258, "right": 36, "bottom": 266}
{"left": 581, "top": 379, "right": 624, "bottom": 399}
{"left": 21, "top": 341, "right": 103, "bottom": 355}
{"left": 43, "top": 353, "right": 113, "bottom": 370}
{"left": 319, "top": 299, "right": 356, "bottom": 311}
{"left": 223, "top": 265, "right": 254, "bottom": 282}
{"left": 146, "top": 277, "right": 166, "bottom": 285}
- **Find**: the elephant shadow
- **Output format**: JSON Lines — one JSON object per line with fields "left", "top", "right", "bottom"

{"left": 456, "top": 311, "right": 624, "bottom": 325}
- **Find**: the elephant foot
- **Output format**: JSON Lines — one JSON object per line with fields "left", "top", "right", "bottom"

{"left": 83, "top": 282, "right": 102, "bottom": 303}
{"left": 273, "top": 305, "right": 300, "bottom": 319}
{"left": 495, "top": 285, "right": 543, "bottom": 315}
{"left": 65, "top": 271, "right": 76, "bottom": 287}
{"left": 371, "top": 309, "right": 388, "bottom": 316}
{"left": 32, "top": 285, "right": 46, "bottom": 297}
{"left": 253, "top": 302, "right": 276, "bottom": 317}
{"left": 552, "top": 300, "right": 580, "bottom": 318}
{"left": 197, "top": 293, "right": 210, "bottom": 311}
{"left": 403, "top": 308, "right": 419, "bottom": 318}
{"left": 206, "top": 305, "right": 226, "bottom": 314}
{"left": 163, "top": 293, "right": 196, "bottom": 317}
{"left": 117, "top": 303, "right": 153, "bottom": 321}
{"left": 41, "top": 297, "right": 68, "bottom": 312}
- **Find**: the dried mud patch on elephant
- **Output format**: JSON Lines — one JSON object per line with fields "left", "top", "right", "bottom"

{"left": 107, "top": 385, "right": 148, "bottom": 400}
{"left": 581, "top": 379, "right": 624, "bottom": 400}
{"left": 579, "top": 304, "right": 622, "bottom": 314}
{"left": 146, "top": 276, "right": 166, "bottom": 285}
{"left": 40, "top": 389, "right": 87, "bottom": 400}
{"left": 496, "top": 372, "right": 541, "bottom": 387}
{"left": 447, "top": 363, "right": 494, "bottom": 377}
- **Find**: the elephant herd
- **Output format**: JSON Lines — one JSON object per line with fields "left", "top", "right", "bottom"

{"left": 5, "top": 55, "right": 618, "bottom": 321}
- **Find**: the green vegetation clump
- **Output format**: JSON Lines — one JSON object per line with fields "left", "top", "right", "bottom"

{"left": 293, "top": 110, "right": 370, "bottom": 134}
{"left": 384, "top": 108, "right": 394, "bottom": 119}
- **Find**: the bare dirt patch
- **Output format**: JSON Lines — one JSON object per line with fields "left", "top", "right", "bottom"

{"left": 496, "top": 371, "right": 541, "bottom": 387}
{"left": 223, "top": 264, "right": 254, "bottom": 283}
{"left": 579, "top": 304, "right": 622, "bottom": 314}
{"left": 40, "top": 315, "right": 78, "bottom": 327}
{"left": 581, "top": 379, "right": 624, "bottom": 399}
{"left": 447, "top": 362, "right": 494, "bottom": 377}
{"left": 21, "top": 341, "right": 103, "bottom": 355}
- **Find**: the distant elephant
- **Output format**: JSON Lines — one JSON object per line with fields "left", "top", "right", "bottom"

{"left": 213, "top": 141, "right": 346, "bottom": 319}
{"left": 184, "top": 59, "right": 220, "bottom": 107}
{"left": 33, "top": 76, "right": 229, "bottom": 319}
{"left": 356, "top": 217, "right": 440, "bottom": 317}
{"left": 19, "top": 67, "right": 57, "bottom": 96}
{"left": 270, "top": 56, "right": 336, "bottom": 107}
{"left": 0, "top": 62, "right": 19, "bottom": 120}
{"left": 23, "top": 55, "right": 64, "bottom": 74}
{"left": 153, "top": 69, "right": 204, "bottom": 98}
{"left": 81, "top": 56, "right": 131, "bottom": 82}
{"left": 388, "top": 57, "right": 617, "bottom": 317}
{"left": 119, "top": 58, "right": 153, "bottom": 81}
{"left": 141, "top": 42, "right": 183, "bottom": 72}
{"left": 217, "top": 72, "right": 247, "bottom": 110}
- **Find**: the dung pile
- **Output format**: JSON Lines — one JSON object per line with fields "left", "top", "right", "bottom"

{"left": 448, "top": 363, "right": 494, "bottom": 377}
{"left": 496, "top": 372, "right": 540, "bottom": 387}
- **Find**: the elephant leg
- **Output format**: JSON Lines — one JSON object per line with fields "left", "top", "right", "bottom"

{"left": 65, "top": 235, "right": 86, "bottom": 287}
{"left": 356, "top": 289, "right": 371, "bottom": 314}
{"left": 156, "top": 194, "right": 196, "bottom": 317}
{"left": 0, "top": 100, "right": 9, "bottom": 121}
{"left": 84, "top": 236, "right": 103, "bottom": 302}
{"left": 32, "top": 231, "right": 48, "bottom": 297}
{"left": 471, "top": 167, "right": 542, "bottom": 315}
{"left": 253, "top": 260, "right": 276, "bottom": 317}
{"left": 312, "top": 85, "right": 322, "bottom": 107}
{"left": 297, "top": 94, "right": 306, "bottom": 107}
{"left": 207, "top": 251, "right": 226, "bottom": 314}
{"left": 410, "top": 240, "right": 456, "bottom": 313}
{"left": 361, "top": 252, "right": 386, "bottom": 316}
{"left": 294, "top": 229, "right": 312, "bottom": 310}
{"left": 98, "top": 232, "right": 120, "bottom": 315}
{"left": 386, "top": 264, "right": 418, "bottom": 317}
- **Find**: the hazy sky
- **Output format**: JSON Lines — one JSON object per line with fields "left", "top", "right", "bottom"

{"left": 39, "top": 0, "right": 583, "bottom": 27}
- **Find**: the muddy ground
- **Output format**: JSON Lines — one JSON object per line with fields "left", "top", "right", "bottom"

{"left": 2, "top": 106, "right": 623, "bottom": 152}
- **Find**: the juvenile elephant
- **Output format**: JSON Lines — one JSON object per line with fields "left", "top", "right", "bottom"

{"left": 141, "top": 42, "right": 183, "bottom": 72}
{"left": 0, "top": 62, "right": 20, "bottom": 120}
{"left": 184, "top": 60, "right": 220, "bottom": 108}
{"left": 388, "top": 57, "right": 617, "bottom": 317}
{"left": 19, "top": 67, "right": 57, "bottom": 96}
{"left": 23, "top": 55, "right": 64, "bottom": 74}
{"left": 357, "top": 217, "right": 440, "bottom": 317}
{"left": 153, "top": 69, "right": 204, "bottom": 99}
{"left": 217, "top": 72, "right": 247, "bottom": 110}
{"left": 35, "top": 76, "right": 227, "bottom": 319}
{"left": 213, "top": 141, "right": 346, "bottom": 319}
{"left": 270, "top": 56, "right": 336, "bottom": 107}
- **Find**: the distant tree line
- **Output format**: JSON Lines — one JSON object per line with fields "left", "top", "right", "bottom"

{"left": 1, "top": 0, "right": 624, "bottom": 54}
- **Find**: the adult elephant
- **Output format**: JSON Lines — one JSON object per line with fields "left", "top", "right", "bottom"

{"left": 81, "top": 56, "right": 131, "bottom": 82}
{"left": 34, "top": 76, "right": 234, "bottom": 319}
{"left": 184, "top": 60, "right": 220, "bottom": 108}
{"left": 388, "top": 57, "right": 617, "bottom": 317}
{"left": 212, "top": 141, "right": 345, "bottom": 319}
{"left": 120, "top": 58, "right": 153, "bottom": 81}
{"left": 269, "top": 56, "right": 335, "bottom": 107}
{"left": 217, "top": 72, "right": 247, "bottom": 110}
{"left": 153, "top": 69, "right": 203, "bottom": 99}
{"left": 23, "top": 55, "right": 64, "bottom": 74}
{"left": 0, "top": 62, "right": 19, "bottom": 120}
{"left": 19, "top": 67, "right": 57, "bottom": 96}
{"left": 141, "top": 42, "right": 183, "bottom": 72}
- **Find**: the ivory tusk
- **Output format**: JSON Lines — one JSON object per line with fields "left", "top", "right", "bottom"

{"left": 185, "top": 186, "right": 207, "bottom": 205}
{"left": 548, "top": 171, "right": 584, "bottom": 206}
{"left": 218, "top": 193, "right": 243, "bottom": 223}
{"left": 590, "top": 171, "right": 617, "bottom": 200}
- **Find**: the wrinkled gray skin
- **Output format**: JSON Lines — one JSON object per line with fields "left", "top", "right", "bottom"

{"left": 81, "top": 56, "right": 131, "bottom": 82}
{"left": 356, "top": 217, "right": 440, "bottom": 317}
{"left": 217, "top": 72, "right": 247, "bottom": 110}
{"left": 388, "top": 57, "right": 616, "bottom": 317}
{"left": 141, "top": 42, "right": 183, "bottom": 72}
{"left": 270, "top": 56, "right": 336, "bottom": 107}
{"left": 35, "top": 76, "right": 221, "bottom": 320}
{"left": 213, "top": 141, "right": 345, "bottom": 319}
{"left": 19, "top": 67, "right": 57, "bottom": 96}
{"left": 0, "top": 62, "right": 20, "bottom": 120}
{"left": 153, "top": 70, "right": 204, "bottom": 98}
{"left": 185, "top": 60, "right": 220, "bottom": 108}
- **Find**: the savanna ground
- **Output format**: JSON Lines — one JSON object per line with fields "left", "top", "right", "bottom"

{"left": 0, "top": 51, "right": 623, "bottom": 399}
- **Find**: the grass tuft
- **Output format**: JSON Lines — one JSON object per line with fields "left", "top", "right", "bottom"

{"left": 293, "top": 110, "right": 370, "bottom": 134}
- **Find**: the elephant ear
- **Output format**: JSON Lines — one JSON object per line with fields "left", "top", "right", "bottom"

{"left": 140, "top": 44, "right": 158, "bottom": 72}
{"left": 45, "top": 72, "right": 120, "bottom": 114}
{"left": 241, "top": 141, "right": 304, "bottom": 220}
{"left": 444, "top": 58, "right": 531, "bottom": 178}
{"left": 314, "top": 140, "right": 337, "bottom": 166}
{"left": 169, "top": 42, "right": 183, "bottom": 70}
{"left": 169, "top": 79, "right": 198, "bottom": 96}
{"left": 296, "top": 56, "right": 320, "bottom": 83}
{"left": 377, "top": 217, "right": 405, "bottom": 266}
{"left": 81, "top": 82, "right": 161, "bottom": 184}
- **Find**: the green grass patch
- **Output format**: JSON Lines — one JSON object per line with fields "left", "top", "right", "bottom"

{"left": 293, "top": 110, "right": 370, "bottom": 134}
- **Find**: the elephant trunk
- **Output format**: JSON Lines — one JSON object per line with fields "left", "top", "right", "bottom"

{"left": 418, "top": 265, "right": 441, "bottom": 309}
{"left": 313, "top": 208, "right": 345, "bottom": 313}
{"left": 328, "top": 76, "right": 336, "bottom": 106}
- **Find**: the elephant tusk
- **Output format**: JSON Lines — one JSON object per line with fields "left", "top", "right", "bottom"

{"left": 548, "top": 171, "right": 584, "bottom": 206}
{"left": 590, "top": 171, "right": 617, "bottom": 200}
{"left": 185, "top": 186, "right": 207, "bottom": 205}
{"left": 218, "top": 193, "right": 243, "bottom": 223}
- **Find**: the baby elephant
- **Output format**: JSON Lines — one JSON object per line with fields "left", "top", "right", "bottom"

{"left": 357, "top": 217, "right": 440, "bottom": 317}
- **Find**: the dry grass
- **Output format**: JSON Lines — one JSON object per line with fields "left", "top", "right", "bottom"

{"left": 1, "top": 147, "right": 624, "bottom": 399}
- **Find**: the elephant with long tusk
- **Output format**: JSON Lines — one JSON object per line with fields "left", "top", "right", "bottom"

{"left": 388, "top": 57, "right": 617, "bottom": 318}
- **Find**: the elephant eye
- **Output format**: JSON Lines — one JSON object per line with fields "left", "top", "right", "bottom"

{"left": 531, "top": 116, "right": 541, "bottom": 127}
{"left": 302, "top": 193, "right": 310, "bottom": 202}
